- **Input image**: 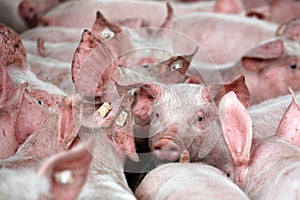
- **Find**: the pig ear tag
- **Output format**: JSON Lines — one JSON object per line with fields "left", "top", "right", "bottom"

{"left": 54, "top": 170, "right": 74, "bottom": 186}
{"left": 116, "top": 111, "right": 128, "bottom": 127}
{"left": 97, "top": 102, "right": 112, "bottom": 117}
{"left": 100, "top": 28, "right": 115, "bottom": 40}
{"left": 170, "top": 60, "right": 183, "bottom": 71}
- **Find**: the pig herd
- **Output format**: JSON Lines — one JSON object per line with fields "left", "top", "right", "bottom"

{"left": 1, "top": 0, "right": 300, "bottom": 199}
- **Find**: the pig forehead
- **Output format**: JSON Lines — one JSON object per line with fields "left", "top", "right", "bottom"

{"left": 155, "top": 84, "right": 207, "bottom": 108}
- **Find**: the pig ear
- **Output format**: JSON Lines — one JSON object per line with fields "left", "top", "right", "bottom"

{"left": 276, "top": 90, "right": 300, "bottom": 147}
{"left": 276, "top": 18, "right": 300, "bottom": 41}
{"left": 0, "top": 23, "right": 27, "bottom": 69}
{"left": 0, "top": 63, "right": 15, "bottom": 108}
{"left": 241, "top": 39, "right": 284, "bottom": 71}
{"left": 208, "top": 75, "right": 250, "bottom": 108}
{"left": 72, "top": 29, "right": 114, "bottom": 100}
{"left": 92, "top": 11, "right": 133, "bottom": 58}
{"left": 219, "top": 91, "right": 252, "bottom": 167}
{"left": 58, "top": 95, "right": 82, "bottom": 149}
{"left": 111, "top": 92, "right": 139, "bottom": 161}
{"left": 159, "top": 47, "right": 198, "bottom": 77}
{"left": 37, "top": 140, "right": 93, "bottom": 200}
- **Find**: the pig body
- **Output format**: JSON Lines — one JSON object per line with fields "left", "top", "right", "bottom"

{"left": 219, "top": 91, "right": 300, "bottom": 200}
{"left": 22, "top": 39, "right": 78, "bottom": 63}
{"left": 135, "top": 163, "right": 249, "bottom": 200}
{"left": 27, "top": 53, "right": 73, "bottom": 94}
{"left": 172, "top": 12, "right": 277, "bottom": 64}
{"left": 20, "top": 26, "right": 83, "bottom": 43}
{"left": 41, "top": 0, "right": 215, "bottom": 29}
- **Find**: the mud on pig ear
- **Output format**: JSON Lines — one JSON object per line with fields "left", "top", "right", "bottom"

{"left": 0, "top": 23, "right": 28, "bottom": 69}
{"left": 204, "top": 75, "right": 250, "bottom": 108}
{"left": 241, "top": 38, "right": 284, "bottom": 71}
{"left": 37, "top": 139, "right": 94, "bottom": 200}
{"left": 276, "top": 89, "right": 300, "bottom": 147}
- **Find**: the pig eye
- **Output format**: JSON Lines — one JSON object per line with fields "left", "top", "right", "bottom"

{"left": 155, "top": 113, "right": 159, "bottom": 118}
{"left": 290, "top": 64, "right": 297, "bottom": 69}
{"left": 142, "top": 64, "right": 149, "bottom": 69}
{"left": 196, "top": 115, "right": 203, "bottom": 122}
{"left": 37, "top": 100, "right": 44, "bottom": 105}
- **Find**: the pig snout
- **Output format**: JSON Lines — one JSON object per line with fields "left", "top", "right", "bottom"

{"left": 18, "top": 0, "right": 39, "bottom": 28}
{"left": 152, "top": 139, "right": 182, "bottom": 161}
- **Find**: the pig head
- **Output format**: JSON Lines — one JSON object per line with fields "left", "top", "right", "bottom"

{"left": 130, "top": 75, "right": 249, "bottom": 162}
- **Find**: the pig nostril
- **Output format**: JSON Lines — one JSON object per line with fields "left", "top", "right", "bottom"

{"left": 153, "top": 146, "right": 162, "bottom": 151}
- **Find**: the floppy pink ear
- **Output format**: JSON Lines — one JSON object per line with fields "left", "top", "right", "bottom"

{"left": 218, "top": 91, "right": 252, "bottom": 167}
{"left": 132, "top": 83, "right": 162, "bottom": 126}
{"left": 72, "top": 29, "right": 114, "bottom": 100}
{"left": 0, "top": 23, "right": 27, "bottom": 69}
{"left": 277, "top": 90, "right": 300, "bottom": 147}
{"left": 0, "top": 63, "right": 16, "bottom": 108}
{"left": 58, "top": 95, "right": 82, "bottom": 149}
{"left": 241, "top": 39, "right": 284, "bottom": 71}
{"left": 37, "top": 140, "right": 93, "bottom": 200}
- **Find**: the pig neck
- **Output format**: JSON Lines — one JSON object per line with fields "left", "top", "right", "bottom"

{"left": 238, "top": 136, "right": 300, "bottom": 199}
{"left": 200, "top": 134, "right": 233, "bottom": 176}
{"left": 81, "top": 127, "right": 132, "bottom": 194}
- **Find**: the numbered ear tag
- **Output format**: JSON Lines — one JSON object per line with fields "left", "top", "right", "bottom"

{"left": 100, "top": 28, "right": 115, "bottom": 40}
{"left": 54, "top": 170, "right": 74, "bottom": 186}
{"left": 116, "top": 111, "right": 128, "bottom": 127}
{"left": 97, "top": 102, "right": 112, "bottom": 117}
{"left": 276, "top": 24, "right": 286, "bottom": 35}
{"left": 170, "top": 60, "right": 183, "bottom": 71}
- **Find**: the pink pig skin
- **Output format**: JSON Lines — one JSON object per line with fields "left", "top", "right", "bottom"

{"left": 18, "top": 0, "right": 72, "bottom": 28}
{"left": 0, "top": 140, "right": 93, "bottom": 200}
{"left": 0, "top": 23, "right": 28, "bottom": 69}
{"left": 128, "top": 75, "right": 249, "bottom": 171}
{"left": 0, "top": 94, "right": 80, "bottom": 169}
{"left": 172, "top": 12, "right": 277, "bottom": 64}
{"left": 219, "top": 91, "right": 300, "bottom": 200}
{"left": 20, "top": 26, "right": 83, "bottom": 43}
{"left": 194, "top": 37, "right": 300, "bottom": 105}
{"left": 135, "top": 163, "right": 249, "bottom": 200}
{"left": 41, "top": 0, "right": 214, "bottom": 29}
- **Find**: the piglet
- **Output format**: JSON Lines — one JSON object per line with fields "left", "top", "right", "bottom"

{"left": 219, "top": 91, "right": 300, "bottom": 200}
{"left": 135, "top": 163, "right": 249, "bottom": 200}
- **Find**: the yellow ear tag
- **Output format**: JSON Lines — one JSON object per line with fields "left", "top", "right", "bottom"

{"left": 116, "top": 111, "right": 128, "bottom": 127}
{"left": 97, "top": 102, "right": 112, "bottom": 117}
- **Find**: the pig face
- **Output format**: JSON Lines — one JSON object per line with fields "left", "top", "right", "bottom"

{"left": 240, "top": 38, "right": 300, "bottom": 104}
{"left": 132, "top": 83, "right": 221, "bottom": 162}
{"left": 0, "top": 64, "right": 65, "bottom": 159}
{"left": 131, "top": 76, "right": 249, "bottom": 162}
